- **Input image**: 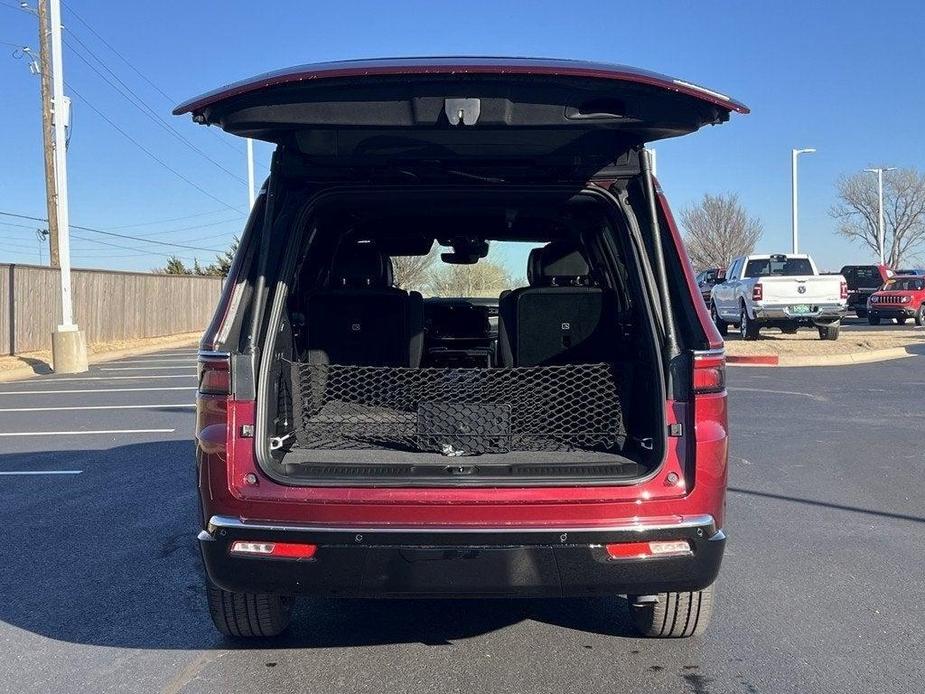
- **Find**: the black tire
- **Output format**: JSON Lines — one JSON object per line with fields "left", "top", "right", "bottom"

{"left": 868, "top": 314, "right": 881, "bottom": 326}
{"left": 206, "top": 581, "right": 295, "bottom": 638}
{"left": 896, "top": 316, "right": 908, "bottom": 325}
{"left": 856, "top": 308, "right": 868, "bottom": 319}
{"left": 739, "top": 307, "right": 759, "bottom": 341}
{"left": 781, "top": 323, "right": 799, "bottom": 335}
{"left": 916, "top": 305, "right": 925, "bottom": 327}
{"left": 629, "top": 584, "right": 715, "bottom": 638}
{"left": 817, "top": 323, "right": 840, "bottom": 341}
{"left": 710, "top": 302, "right": 728, "bottom": 336}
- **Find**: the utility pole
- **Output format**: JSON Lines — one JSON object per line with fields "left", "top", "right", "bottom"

{"left": 865, "top": 167, "right": 896, "bottom": 265}
{"left": 246, "top": 138, "right": 256, "bottom": 208}
{"left": 36, "top": 0, "right": 59, "bottom": 267}
{"left": 791, "top": 148, "right": 816, "bottom": 254}
{"left": 47, "top": 0, "right": 87, "bottom": 373}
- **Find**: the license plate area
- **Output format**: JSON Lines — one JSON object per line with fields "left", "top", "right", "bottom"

{"left": 789, "top": 304, "right": 812, "bottom": 314}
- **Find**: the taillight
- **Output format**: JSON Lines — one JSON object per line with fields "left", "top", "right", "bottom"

{"left": 693, "top": 350, "right": 726, "bottom": 394}
{"left": 840, "top": 280, "right": 848, "bottom": 300}
{"left": 752, "top": 283, "right": 763, "bottom": 301}
{"left": 198, "top": 352, "right": 231, "bottom": 396}
{"left": 229, "top": 540, "right": 317, "bottom": 559}
{"left": 605, "top": 540, "right": 692, "bottom": 560}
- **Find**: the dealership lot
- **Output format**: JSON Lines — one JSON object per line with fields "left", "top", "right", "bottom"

{"left": 0, "top": 349, "right": 923, "bottom": 693}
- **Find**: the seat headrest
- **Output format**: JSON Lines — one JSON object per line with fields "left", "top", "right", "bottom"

{"left": 331, "top": 246, "right": 394, "bottom": 288}
{"left": 535, "top": 241, "right": 590, "bottom": 286}
{"left": 526, "top": 247, "right": 544, "bottom": 286}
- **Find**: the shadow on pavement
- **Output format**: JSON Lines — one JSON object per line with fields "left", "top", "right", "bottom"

{"left": 0, "top": 440, "right": 638, "bottom": 651}
{"left": 729, "top": 486, "right": 925, "bottom": 524}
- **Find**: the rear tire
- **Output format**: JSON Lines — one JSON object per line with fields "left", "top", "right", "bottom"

{"left": 856, "top": 308, "right": 868, "bottom": 319}
{"left": 710, "top": 302, "right": 728, "bottom": 336}
{"left": 868, "top": 314, "right": 881, "bottom": 326}
{"left": 818, "top": 323, "right": 841, "bottom": 341}
{"left": 781, "top": 323, "right": 799, "bottom": 334}
{"left": 740, "top": 307, "right": 759, "bottom": 341}
{"left": 896, "top": 317, "right": 908, "bottom": 325}
{"left": 916, "top": 305, "right": 925, "bottom": 327}
{"left": 629, "top": 584, "right": 715, "bottom": 638}
{"left": 206, "top": 581, "right": 295, "bottom": 638}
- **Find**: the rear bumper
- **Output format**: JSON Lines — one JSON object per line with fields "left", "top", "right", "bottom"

{"left": 753, "top": 303, "right": 846, "bottom": 322}
{"left": 198, "top": 514, "right": 725, "bottom": 598}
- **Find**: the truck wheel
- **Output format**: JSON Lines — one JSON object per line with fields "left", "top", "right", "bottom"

{"left": 710, "top": 302, "right": 728, "bottom": 336}
{"left": 916, "top": 305, "right": 925, "bottom": 327}
{"left": 206, "top": 580, "right": 295, "bottom": 638}
{"left": 740, "top": 308, "right": 759, "bottom": 340}
{"left": 868, "top": 314, "right": 881, "bottom": 326}
{"left": 817, "top": 324, "right": 840, "bottom": 341}
{"left": 629, "top": 584, "right": 715, "bottom": 638}
{"left": 781, "top": 323, "right": 799, "bottom": 334}
{"left": 896, "top": 317, "right": 908, "bottom": 325}
{"left": 856, "top": 308, "right": 868, "bottom": 319}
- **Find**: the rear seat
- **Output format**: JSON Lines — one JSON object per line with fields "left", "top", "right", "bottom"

{"left": 304, "top": 246, "right": 423, "bottom": 367}
{"left": 498, "top": 241, "right": 617, "bottom": 367}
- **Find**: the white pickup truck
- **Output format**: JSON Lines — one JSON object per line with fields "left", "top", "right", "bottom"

{"left": 709, "top": 253, "right": 847, "bottom": 340}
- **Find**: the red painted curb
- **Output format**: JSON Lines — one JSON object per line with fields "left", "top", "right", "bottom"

{"left": 726, "top": 354, "right": 780, "bottom": 366}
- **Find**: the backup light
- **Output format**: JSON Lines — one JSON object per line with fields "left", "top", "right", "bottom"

{"left": 230, "top": 540, "right": 317, "bottom": 559}
{"left": 605, "top": 540, "right": 692, "bottom": 560}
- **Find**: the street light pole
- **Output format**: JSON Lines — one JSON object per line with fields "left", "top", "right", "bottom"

{"left": 865, "top": 167, "right": 896, "bottom": 265}
{"left": 791, "top": 148, "right": 816, "bottom": 254}
{"left": 246, "top": 138, "right": 256, "bottom": 209}
{"left": 48, "top": 0, "right": 87, "bottom": 373}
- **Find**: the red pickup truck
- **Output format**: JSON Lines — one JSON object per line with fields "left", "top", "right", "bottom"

{"left": 867, "top": 275, "right": 925, "bottom": 325}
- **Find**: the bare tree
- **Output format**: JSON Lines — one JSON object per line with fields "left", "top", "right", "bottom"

{"left": 829, "top": 168, "right": 925, "bottom": 267}
{"left": 680, "top": 193, "right": 763, "bottom": 270}
{"left": 390, "top": 246, "right": 438, "bottom": 292}
{"left": 429, "top": 257, "right": 513, "bottom": 297}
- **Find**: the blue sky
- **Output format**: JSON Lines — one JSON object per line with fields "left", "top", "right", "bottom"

{"left": 1, "top": 0, "right": 924, "bottom": 272}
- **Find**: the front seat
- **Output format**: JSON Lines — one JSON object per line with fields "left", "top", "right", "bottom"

{"left": 498, "top": 241, "right": 616, "bottom": 367}
{"left": 304, "top": 246, "right": 423, "bottom": 367}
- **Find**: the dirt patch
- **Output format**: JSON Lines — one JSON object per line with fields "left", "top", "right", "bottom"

{"left": 724, "top": 319, "right": 925, "bottom": 357}
{"left": 0, "top": 332, "right": 200, "bottom": 376}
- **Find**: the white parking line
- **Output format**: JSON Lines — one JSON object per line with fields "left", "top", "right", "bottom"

{"left": 0, "top": 386, "right": 194, "bottom": 395}
{"left": 31, "top": 375, "right": 194, "bottom": 382}
{"left": 0, "top": 428, "right": 176, "bottom": 437}
{"left": 107, "top": 359, "right": 193, "bottom": 364}
{"left": 0, "top": 403, "right": 195, "bottom": 412}
{"left": 100, "top": 366, "right": 196, "bottom": 371}
{"left": 0, "top": 470, "right": 83, "bottom": 476}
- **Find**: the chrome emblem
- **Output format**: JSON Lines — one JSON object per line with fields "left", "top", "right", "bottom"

{"left": 798, "top": 285, "right": 807, "bottom": 294}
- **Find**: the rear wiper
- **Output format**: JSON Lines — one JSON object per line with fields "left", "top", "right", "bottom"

{"left": 444, "top": 169, "right": 507, "bottom": 184}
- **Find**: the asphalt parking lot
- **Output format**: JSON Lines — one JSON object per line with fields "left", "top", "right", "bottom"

{"left": 1, "top": 348, "right": 923, "bottom": 693}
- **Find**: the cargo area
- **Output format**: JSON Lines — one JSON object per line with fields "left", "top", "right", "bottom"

{"left": 255, "top": 187, "right": 668, "bottom": 485}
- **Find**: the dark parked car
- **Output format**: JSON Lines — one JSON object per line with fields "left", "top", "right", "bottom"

{"left": 839, "top": 264, "right": 891, "bottom": 318}
{"left": 176, "top": 58, "right": 746, "bottom": 639}
{"left": 695, "top": 267, "right": 725, "bottom": 304}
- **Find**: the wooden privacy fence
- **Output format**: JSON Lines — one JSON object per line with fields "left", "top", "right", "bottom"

{"left": 0, "top": 263, "right": 223, "bottom": 355}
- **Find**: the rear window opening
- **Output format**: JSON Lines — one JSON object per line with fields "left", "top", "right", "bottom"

{"left": 254, "top": 187, "right": 669, "bottom": 486}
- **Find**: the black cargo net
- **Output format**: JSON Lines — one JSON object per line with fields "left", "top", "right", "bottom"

{"left": 289, "top": 363, "right": 624, "bottom": 455}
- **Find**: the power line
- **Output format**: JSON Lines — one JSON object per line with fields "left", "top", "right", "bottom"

{"left": 63, "top": 30, "right": 246, "bottom": 184}
{"left": 0, "top": 211, "right": 224, "bottom": 252}
{"left": 60, "top": 1, "right": 247, "bottom": 157}
{"left": 105, "top": 207, "right": 237, "bottom": 230}
{"left": 64, "top": 84, "right": 245, "bottom": 214}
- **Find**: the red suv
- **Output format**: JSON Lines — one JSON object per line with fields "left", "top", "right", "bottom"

{"left": 867, "top": 275, "right": 925, "bottom": 325}
{"left": 177, "top": 58, "right": 744, "bottom": 639}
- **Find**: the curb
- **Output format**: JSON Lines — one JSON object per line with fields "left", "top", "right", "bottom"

{"left": 727, "top": 345, "right": 919, "bottom": 368}
{"left": 0, "top": 333, "right": 200, "bottom": 383}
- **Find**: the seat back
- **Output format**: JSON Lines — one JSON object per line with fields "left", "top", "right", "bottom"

{"left": 305, "top": 247, "right": 423, "bottom": 367}
{"left": 498, "top": 242, "right": 616, "bottom": 367}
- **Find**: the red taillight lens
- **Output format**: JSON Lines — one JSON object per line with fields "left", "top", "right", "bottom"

{"left": 198, "top": 354, "right": 231, "bottom": 396}
{"left": 605, "top": 540, "right": 692, "bottom": 560}
{"left": 229, "top": 541, "right": 317, "bottom": 559}
{"left": 840, "top": 280, "right": 848, "bottom": 300}
{"left": 693, "top": 351, "right": 726, "bottom": 394}
{"left": 752, "top": 283, "right": 763, "bottom": 301}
